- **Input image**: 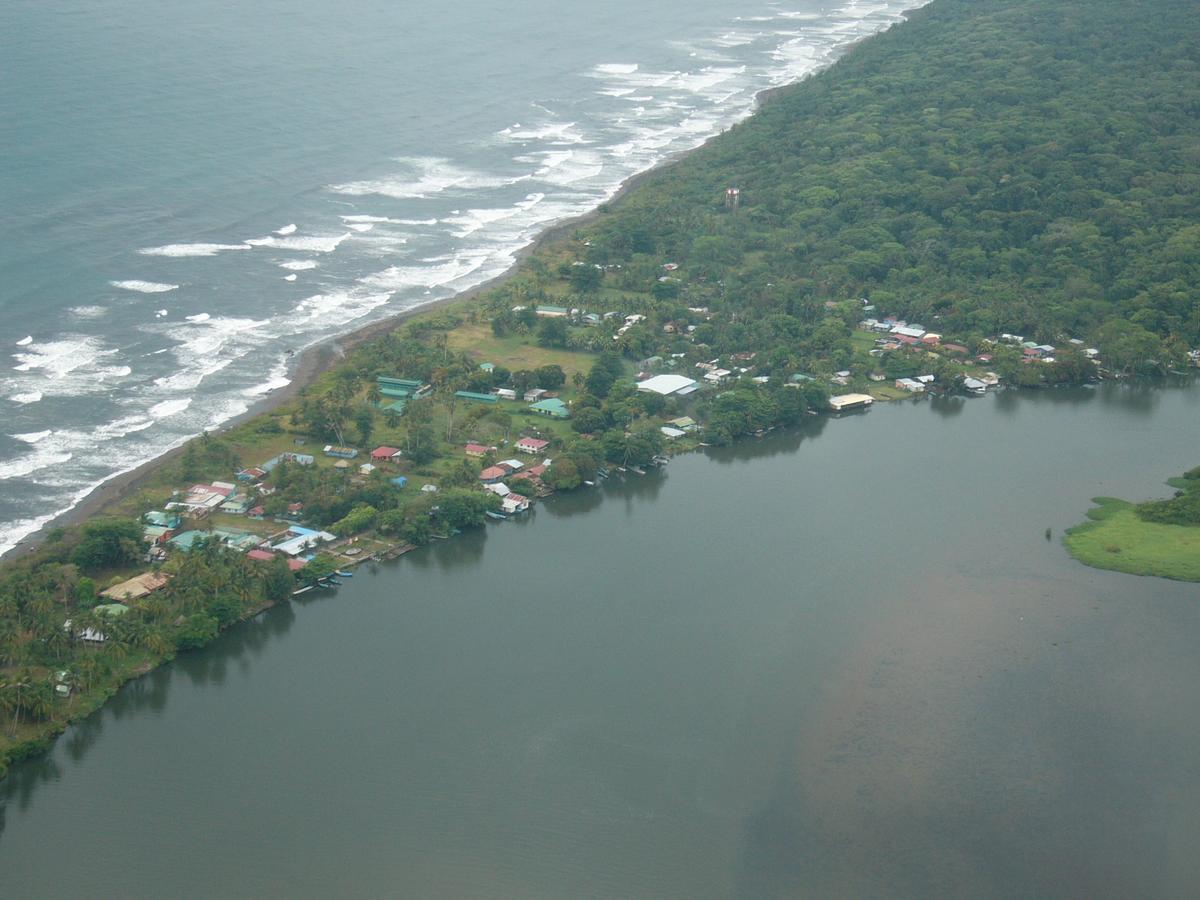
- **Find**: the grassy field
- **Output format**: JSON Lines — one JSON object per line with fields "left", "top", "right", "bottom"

{"left": 445, "top": 323, "right": 596, "bottom": 379}
{"left": 1064, "top": 497, "right": 1200, "bottom": 582}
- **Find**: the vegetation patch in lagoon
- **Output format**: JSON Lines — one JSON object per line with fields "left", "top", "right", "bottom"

{"left": 1065, "top": 468, "right": 1200, "bottom": 582}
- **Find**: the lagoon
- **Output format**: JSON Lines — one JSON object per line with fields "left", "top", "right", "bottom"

{"left": 2, "top": 384, "right": 1199, "bottom": 897}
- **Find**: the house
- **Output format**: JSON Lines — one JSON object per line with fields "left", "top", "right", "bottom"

{"left": 501, "top": 494, "right": 530, "bottom": 515}
{"left": 287, "top": 502, "right": 304, "bottom": 515}
{"left": 261, "top": 451, "right": 314, "bottom": 471}
{"left": 941, "top": 343, "right": 969, "bottom": 356}
{"left": 524, "top": 388, "right": 548, "bottom": 403}
{"left": 100, "top": 572, "right": 171, "bottom": 602}
{"left": 359, "top": 463, "right": 377, "bottom": 476}
{"left": 333, "top": 460, "right": 351, "bottom": 470}
{"left": 246, "top": 549, "right": 276, "bottom": 562}
{"left": 479, "top": 466, "right": 507, "bottom": 484}
{"left": 660, "top": 426, "right": 686, "bottom": 440}
{"left": 703, "top": 369, "right": 733, "bottom": 385}
{"left": 464, "top": 443, "right": 490, "bottom": 458}
{"left": 497, "top": 459, "right": 524, "bottom": 473}
{"left": 370, "top": 446, "right": 401, "bottom": 462}
{"left": 891, "top": 325, "right": 925, "bottom": 339}
{"left": 168, "top": 530, "right": 212, "bottom": 552}
{"left": 479, "top": 362, "right": 495, "bottom": 373}
{"left": 962, "top": 377, "right": 987, "bottom": 394}
{"left": 916, "top": 375, "right": 935, "bottom": 384}
{"left": 528, "top": 398, "right": 570, "bottom": 418}
{"left": 829, "top": 393, "right": 874, "bottom": 411}
{"left": 324, "top": 445, "right": 359, "bottom": 459}
{"left": 391, "top": 476, "right": 408, "bottom": 488}
{"left": 421, "top": 484, "right": 438, "bottom": 493}
{"left": 536, "top": 305, "right": 568, "bottom": 317}
{"left": 144, "top": 511, "right": 181, "bottom": 529}
{"left": 455, "top": 390, "right": 497, "bottom": 404}
{"left": 483, "top": 482, "right": 510, "bottom": 497}
{"left": 143, "top": 524, "right": 175, "bottom": 545}
{"left": 895, "top": 378, "right": 925, "bottom": 392}
{"left": 271, "top": 525, "right": 335, "bottom": 557}
{"left": 637, "top": 374, "right": 699, "bottom": 396}
{"left": 668, "top": 416, "right": 698, "bottom": 431}
{"left": 220, "top": 496, "right": 252, "bottom": 515}
{"left": 236, "top": 467, "right": 267, "bottom": 482}
{"left": 516, "top": 437, "right": 550, "bottom": 454}
{"left": 921, "top": 333, "right": 942, "bottom": 344}
{"left": 493, "top": 388, "right": 517, "bottom": 400}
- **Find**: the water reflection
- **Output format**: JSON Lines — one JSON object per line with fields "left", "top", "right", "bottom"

{"left": 929, "top": 394, "right": 966, "bottom": 418}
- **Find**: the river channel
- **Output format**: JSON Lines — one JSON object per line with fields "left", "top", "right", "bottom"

{"left": 2, "top": 383, "right": 1198, "bottom": 898}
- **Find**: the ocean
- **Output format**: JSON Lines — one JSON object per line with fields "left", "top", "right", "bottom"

{"left": 0, "top": 0, "right": 920, "bottom": 553}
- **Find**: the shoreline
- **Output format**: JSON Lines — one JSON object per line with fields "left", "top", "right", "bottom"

{"left": 2, "top": 16, "right": 903, "bottom": 563}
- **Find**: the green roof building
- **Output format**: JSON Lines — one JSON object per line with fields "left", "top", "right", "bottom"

{"left": 455, "top": 390, "right": 498, "bottom": 404}
{"left": 528, "top": 398, "right": 570, "bottom": 418}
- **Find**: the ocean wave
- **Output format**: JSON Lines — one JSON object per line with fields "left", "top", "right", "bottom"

{"left": 0, "top": 446, "right": 73, "bottom": 481}
{"left": 242, "top": 358, "right": 291, "bottom": 398}
{"left": 275, "top": 224, "right": 298, "bottom": 235}
{"left": 340, "top": 215, "right": 404, "bottom": 224}
{"left": 70, "top": 305, "right": 110, "bottom": 319}
{"left": 16, "top": 336, "right": 32, "bottom": 346}
{"left": 110, "top": 280, "right": 180, "bottom": 293}
{"left": 139, "top": 242, "right": 250, "bottom": 257}
{"left": 185, "top": 313, "right": 212, "bottom": 323}
{"left": 330, "top": 157, "right": 511, "bottom": 199}
{"left": 9, "top": 391, "right": 42, "bottom": 405}
{"left": 346, "top": 223, "right": 374, "bottom": 233}
{"left": 498, "top": 121, "right": 589, "bottom": 145}
{"left": 244, "top": 232, "right": 351, "bottom": 253}
{"left": 594, "top": 63, "right": 639, "bottom": 75}
{"left": 12, "top": 430, "right": 51, "bottom": 444}
{"left": 284, "top": 274, "right": 298, "bottom": 282}
{"left": 278, "top": 260, "right": 319, "bottom": 271}
{"left": 12, "top": 336, "right": 119, "bottom": 379}
{"left": 291, "top": 289, "right": 393, "bottom": 325}
{"left": 149, "top": 397, "right": 192, "bottom": 419}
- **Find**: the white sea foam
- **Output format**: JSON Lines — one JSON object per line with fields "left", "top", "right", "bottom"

{"left": 242, "top": 359, "right": 291, "bottom": 397}
{"left": 346, "top": 223, "right": 375, "bottom": 233}
{"left": 149, "top": 397, "right": 192, "bottom": 419}
{"left": 595, "top": 63, "right": 639, "bottom": 75}
{"left": 185, "top": 313, "right": 212, "bottom": 323}
{"left": 284, "top": 274, "right": 298, "bottom": 282}
{"left": 291, "top": 290, "right": 393, "bottom": 325}
{"left": 331, "top": 157, "right": 507, "bottom": 199}
{"left": 275, "top": 224, "right": 297, "bottom": 235}
{"left": 359, "top": 250, "right": 492, "bottom": 292}
{"left": 0, "top": 447, "right": 74, "bottom": 481}
{"left": 245, "top": 232, "right": 351, "bottom": 253}
{"left": 110, "top": 280, "right": 180, "bottom": 293}
{"left": 139, "top": 243, "right": 250, "bottom": 257}
{"left": 9, "top": 391, "right": 42, "bottom": 405}
{"left": 155, "top": 309, "right": 169, "bottom": 318}
{"left": 16, "top": 336, "right": 33, "bottom": 346}
{"left": 12, "top": 336, "right": 117, "bottom": 379}
{"left": 13, "top": 430, "right": 51, "bottom": 444}
{"left": 340, "top": 215, "right": 404, "bottom": 224}
{"left": 498, "top": 121, "right": 589, "bottom": 145}
{"left": 278, "top": 260, "right": 319, "bottom": 271}
{"left": 70, "top": 305, "right": 109, "bottom": 319}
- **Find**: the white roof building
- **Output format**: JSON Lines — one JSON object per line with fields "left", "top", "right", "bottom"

{"left": 637, "top": 374, "right": 699, "bottom": 396}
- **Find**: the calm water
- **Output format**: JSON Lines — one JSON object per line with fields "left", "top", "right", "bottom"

{"left": 0, "top": 0, "right": 918, "bottom": 554}
{"left": 2, "top": 384, "right": 1198, "bottom": 898}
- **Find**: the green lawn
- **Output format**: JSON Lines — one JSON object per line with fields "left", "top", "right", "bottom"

{"left": 1064, "top": 497, "right": 1200, "bottom": 582}
{"left": 446, "top": 322, "right": 596, "bottom": 380}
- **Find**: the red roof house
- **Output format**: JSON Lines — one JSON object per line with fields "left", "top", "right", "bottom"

{"left": 516, "top": 437, "right": 550, "bottom": 454}
{"left": 479, "top": 466, "right": 507, "bottom": 484}
{"left": 371, "top": 446, "right": 401, "bottom": 461}
{"left": 464, "top": 443, "right": 490, "bottom": 458}
{"left": 246, "top": 549, "right": 276, "bottom": 562}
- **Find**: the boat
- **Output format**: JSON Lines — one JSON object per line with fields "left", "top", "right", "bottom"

{"left": 630, "top": 466, "right": 646, "bottom": 475}
{"left": 335, "top": 570, "right": 353, "bottom": 577}
{"left": 582, "top": 480, "right": 595, "bottom": 486}
{"left": 485, "top": 510, "right": 507, "bottom": 520}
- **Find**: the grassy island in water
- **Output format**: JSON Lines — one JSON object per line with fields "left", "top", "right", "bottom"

{"left": 1066, "top": 470, "right": 1200, "bottom": 582}
{"left": 3, "top": 0, "right": 1200, "bottom": 775}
